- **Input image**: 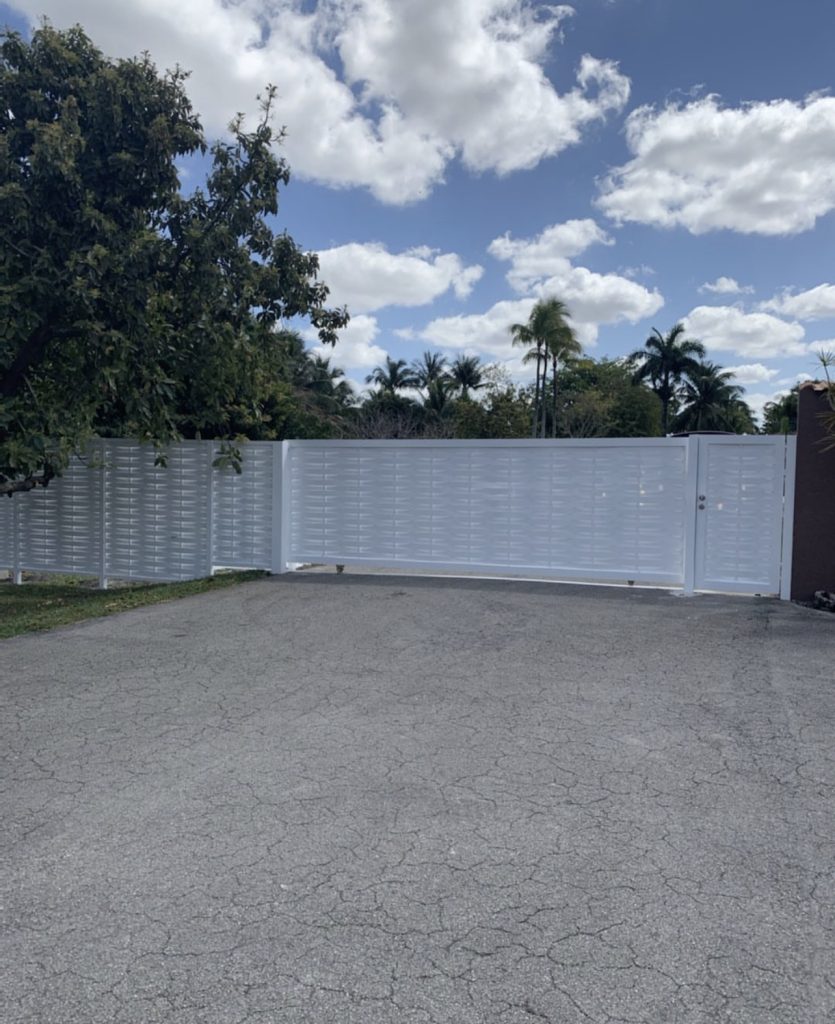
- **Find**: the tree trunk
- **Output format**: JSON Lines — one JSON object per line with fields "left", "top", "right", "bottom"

{"left": 540, "top": 355, "right": 548, "bottom": 439}
{"left": 531, "top": 347, "right": 541, "bottom": 438}
{"left": 551, "top": 357, "right": 558, "bottom": 438}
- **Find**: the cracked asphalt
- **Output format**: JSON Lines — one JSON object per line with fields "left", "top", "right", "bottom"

{"left": 2, "top": 573, "right": 834, "bottom": 1024}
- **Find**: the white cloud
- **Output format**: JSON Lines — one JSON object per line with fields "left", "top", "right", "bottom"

{"left": 487, "top": 222, "right": 664, "bottom": 342}
{"left": 699, "top": 277, "right": 753, "bottom": 296}
{"left": 419, "top": 294, "right": 604, "bottom": 372}
{"left": 620, "top": 264, "right": 656, "bottom": 280}
{"left": 421, "top": 298, "right": 537, "bottom": 366}
{"left": 682, "top": 306, "right": 807, "bottom": 359}
{"left": 310, "top": 314, "right": 387, "bottom": 369}
{"left": 12, "top": 0, "right": 630, "bottom": 204}
{"left": 762, "top": 283, "right": 835, "bottom": 321}
{"left": 335, "top": 4, "right": 630, "bottom": 179}
{"left": 316, "top": 243, "right": 483, "bottom": 313}
{"left": 597, "top": 94, "right": 835, "bottom": 235}
{"left": 723, "top": 363, "right": 779, "bottom": 385}
{"left": 533, "top": 264, "right": 663, "bottom": 332}
{"left": 807, "top": 339, "right": 835, "bottom": 354}
{"left": 488, "top": 219, "right": 612, "bottom": 289}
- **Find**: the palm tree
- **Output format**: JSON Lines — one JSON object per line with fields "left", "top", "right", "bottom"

{"left": 423, "top": 377, "right": 454, "bottom": 418}
{"left": 762, "top": 387, "right": 799, "bottom": 434}
{"left": 673, "top": 361, "right": 746, "bottom": 432}
{"left": 511, "top": 298, "right": 578, "bottom": 437}
{"left": 301, "top": 355, "right": 353, "bottom": 407}
{"left": 449, "top": 355, "right": 484, "bottom": 400}
{"left": 510, "top": 319, "right": 541, "bottom": 437}
{"left": 544, "top": 310, "right": 582, "bottom": 438}
{"left": 630, "top": 324, "right": 706, "bottom": 434}
{"left": 365, "top": 357, "right": 418, "bottom": 395}
{"left": 411, "top": 351, "right": 448, "bottom": 391}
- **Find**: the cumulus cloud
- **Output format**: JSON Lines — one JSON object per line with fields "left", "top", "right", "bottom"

{"left": 11, "top": 0, "right": 631, "bottom": 204}
{"left": 620, "top": 264, "right": 656, "bottom": 280}
{"left": 316, "top": 243, "right": 483, "bottom": 313}
{"left": 699, "top": 277, "right": 753, "bottom": 296}
{"left": 421, "top": 298, "right": 538, "bottom": 366}
{"left": 722, "top": 363, "right": 780, "bottom": 385}
{"left": 488, "top": 219, "right": 612, "bottom": 290}
{"left": 808, "top": 339, "right": 835, "bottom": 354}
{"left": 310, "top": 314, "right": 387, "bottom": 369}
{"left": 762, "top": 283, "right": 835, "bottom": 321}
{"left": 682, "top": 306, "right": 807, "bottom": 359}
{"left": 533, "top": 264, "right": 664, "bottom": 333}
{"left": 597, "top": 94, "right": 835, "bottom": 235}
{"left": 486, "top": 222, "right": 663, "bottom": 344}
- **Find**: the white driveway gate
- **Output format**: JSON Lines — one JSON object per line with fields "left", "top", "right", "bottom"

{"left": 285, "top": 436, "right": 795, "bottom": 597}
{"left": 1, "top": 435, "right": 795, "bottom": 596}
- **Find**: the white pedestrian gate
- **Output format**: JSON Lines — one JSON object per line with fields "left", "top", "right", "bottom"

{"left": 1, "top": 435, "right": 796, "bottom": 597}
{"left": 692, "top": 436, "right": 795, "bottom": 596}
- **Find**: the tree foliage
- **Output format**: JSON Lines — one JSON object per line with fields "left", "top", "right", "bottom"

{"left": 672, "top": 361, "right": 753, "bottom": 433}
{"left": 762, "top": 387, "right": 799, "bottom": 435}
{"left": 0, "top": 24, "right": 347, "bottom": 494}
{"left": 365, "top": 357, "right": 418, "bottom": 395}
{"left": 449, "top": 355, "right": 485, "bottom": 400}
{"left": 552, "top": 359, "right": 663, "bottom": 438}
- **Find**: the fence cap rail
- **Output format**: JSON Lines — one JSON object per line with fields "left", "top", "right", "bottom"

{"left": 284, "top": 437, "right": 691, "bottom": 449}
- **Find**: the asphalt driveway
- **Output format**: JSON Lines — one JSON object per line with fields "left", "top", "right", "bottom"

{"left": 2, "top": 574, "right": 834, "bottom": 1023}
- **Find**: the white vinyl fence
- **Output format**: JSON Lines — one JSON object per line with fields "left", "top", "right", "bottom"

{"left": 0, "top": 440, "right": 277, "bottom": 585}
{"left": 0, "top": 435, "right": 796, "bottom": 596}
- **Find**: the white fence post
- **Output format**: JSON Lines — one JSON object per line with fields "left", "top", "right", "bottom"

{"left": 12, "top": 495, "right": 21, "bottom": 585}
{"left": 779, "top": 435, "right": 797, "bottom": 601}
{"left": 271, "top": 440, "right": 290, "bottom": 574}
{"left": 682, "top": 435, "right": 700, "bottom": 595}
{"left": 98, "top": 441, "right": 109, "bottom": 590}
{"left": 206, "top": 442, "right": 216, "bottom": 579}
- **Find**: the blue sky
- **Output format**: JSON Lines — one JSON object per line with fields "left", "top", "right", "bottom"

{"left": 4, "top": 0, "right": 835, "bottom": 420}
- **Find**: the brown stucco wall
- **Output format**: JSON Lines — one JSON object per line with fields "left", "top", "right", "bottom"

{"left": 791, "top": 383, "right": 835, "bottom": 601}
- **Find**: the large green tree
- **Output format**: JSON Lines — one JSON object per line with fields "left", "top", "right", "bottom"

{"left": 630, "top": 324, "right": 706, "bottom": 434}
{"left": 554, "top": 359, "right": 662, "bottom": 438}
{"left": 0, "top": 24, "right": 347, "bottom": 495}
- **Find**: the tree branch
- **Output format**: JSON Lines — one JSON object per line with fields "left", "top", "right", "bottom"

{"left": 0, "top": 468, "right": 54, "bottom": 497}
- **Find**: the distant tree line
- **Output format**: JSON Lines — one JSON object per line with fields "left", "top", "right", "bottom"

{"left": 201, "top": 300, "right": 778, "bottom": 444}
{"left": 254, "top": 301, "right": 768, "bottom": 443}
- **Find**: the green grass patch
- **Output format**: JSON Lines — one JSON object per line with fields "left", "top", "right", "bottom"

{"left": 0, "top": 570, "right": 269, "bottom": 640}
